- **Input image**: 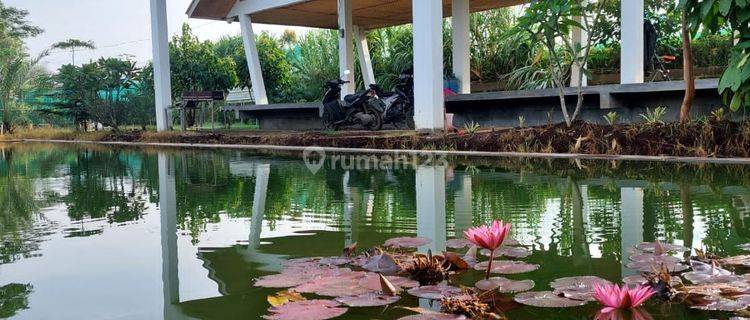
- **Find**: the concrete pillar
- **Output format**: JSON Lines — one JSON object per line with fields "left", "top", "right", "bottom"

{"left": 620, "top": 188, "right": 644, "bottom": 277}
{"left": 416, "top": 165, "right": 447, "bottom": 254}
{"left": 158, "top": 153, "right": 179, "bottom": 313}
{"left": 354, "top": 26, "right": 376, "bottom": 87}
{"left": 620, "top": 0, "right": 645, "bottom": 84}
{"left": 249, "top": 164, "right": 270, "bottom": 249}
{"left": 239, "top": 14, "right": 269, "bottom": 105}
{"left": 412, "top": 0, "right": 445, "bottom": 130}
{"left": 149, "top": 0, "right": 172, "bottom": 131}
{"left": 343, "top": 171, "right": 354, "bottom": 246}
{"left": 570, "top": 15, "right": 588, "bottom": 87}
{"left": 453, "top": 173, "right": 473, "bottom": 235}
{"left": 338, "top": 0, "right": 355, "bottom": 96}
{"left": 452, "top": 0, "right": 471, "bottom": 94}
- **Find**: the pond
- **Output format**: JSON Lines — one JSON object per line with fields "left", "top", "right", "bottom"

{"left": 0, "top": 143, "right": 749, "bottom": 319}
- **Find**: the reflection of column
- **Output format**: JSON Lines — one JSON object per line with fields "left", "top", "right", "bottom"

{"left": 453, "top": 174, "right": 473, "bottom": 235}
{"left": 343, "top": 171, "right": 353, "bottom": 247}
{"left": 571, "top": 181, "right": 590, "bottom": 257}
{"left": 416, "top": 165, "right": 446, "bottom": 253}
{"left": 249, "top": 164, "right": 270, "bottom": 249}
{"left": 159, "top": 153, "right": 179, "bottom": 316}
{"left": 620, "top": 188, "right": 644, "bottom": 277}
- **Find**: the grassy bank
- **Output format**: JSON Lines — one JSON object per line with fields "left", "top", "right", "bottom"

{"left": 3, "top": 120, "right": 750, "bottom": 158}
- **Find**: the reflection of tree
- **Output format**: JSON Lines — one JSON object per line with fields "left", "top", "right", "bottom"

{"left": 0, "top": 149, "right": 44, "bottom": 265}
{"left": 0, "top": 283, "right": 33, "bottom": 318}
{"left": 63, "top": 150, "right": 149, "bottom": 224}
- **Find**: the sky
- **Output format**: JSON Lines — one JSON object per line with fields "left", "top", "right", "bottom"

{"left": 7, "top": 0, "right": 308, "bottom": 72}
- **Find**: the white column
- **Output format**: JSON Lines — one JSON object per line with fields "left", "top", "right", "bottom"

{"left": 453, "top": 173, "right": 473, "bottom": 235}
{"left": 249, "top": 164, "right": 270, "bottom": 249}
{"left": 354, "top": 26, "right": 376, "bottom": 87}
{"left": 620, "top": 0, "right": 645, "bottom": 84}
{"left": 158, "top": 153, "right": 179, "bottom": 310}
{"left": 150, "top": 0, "right": 172, "bottom": 132}
{"left": 239, "top": 14, "right": 269, "bottom": 105}
{"left": 413, "top": 0, "right": 445, "bottom": 130}
{"left": 416, "top": 165, "right": 447, "bottom": 254}
{"left": 338, "top": 0, "right": 355, "bottom": 96}
{"left": 452, "top": 0, "right": 471, "bottom": 94}
{"left": 343, "top": 171, "right": 354, "bottom": 246}
{"left": 570, "top": 15, "right": 588, "bottom": 87}
{"left": 620, "top": 188, "right": 644, "bottom": 277}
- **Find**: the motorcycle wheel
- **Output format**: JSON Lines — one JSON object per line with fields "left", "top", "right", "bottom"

{"left": 362, "top": 108, "right": 383, "bottom": 131}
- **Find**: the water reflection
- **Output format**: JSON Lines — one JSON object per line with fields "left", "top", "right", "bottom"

{"left": 0, "top": 144, "right": 749, "bottom": 319}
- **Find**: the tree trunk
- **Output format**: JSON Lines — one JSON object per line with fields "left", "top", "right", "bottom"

{"left": 680, "top": 9, "right": 695, "bottom": 124}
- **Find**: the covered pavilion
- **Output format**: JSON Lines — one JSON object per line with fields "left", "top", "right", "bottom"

{"left": 149, "top": 0, "right": 650, "bottom": 131}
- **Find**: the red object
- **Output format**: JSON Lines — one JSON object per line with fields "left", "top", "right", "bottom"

{"left": 661, "top": 55, "right": 677, "bottom": 63}
{"left": 443, "top": 88, "right": 457, "bottom": 97}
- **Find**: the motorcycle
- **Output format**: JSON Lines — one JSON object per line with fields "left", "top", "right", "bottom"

{"left": 322, "top": 72, "right": 384, "bottom": 131}
{"left": 369, "top": 68, "right": 415, "bottom": 129}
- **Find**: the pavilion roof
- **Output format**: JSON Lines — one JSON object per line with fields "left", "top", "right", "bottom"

{"left": 187, "top": 0, "right": 527, "bottom": 30}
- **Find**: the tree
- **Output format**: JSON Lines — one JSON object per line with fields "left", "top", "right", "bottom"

{"left": 680, "top": 8, "right": 695, "bottom": 123}
{"left": 51, "top": 39, "right": 95, "bottom": 65}
{"left": 511, "top": 0, "right": 609, "bottom": 127}
{"left": 42, "top": 63, "right": 100, "bottom": 130}
{"left": 683, "top": 0, "right": 750, "bottom": 113}
{"left": 86, "top": 57, "right": 140, "bottom": 131}
{"left": 169, "top": 24, "right": 237, "bottom": 100}
{"left": 0, "top": 45, "right": 47, "bottom": 133}
{"left": 0, "top": 2, "right": 42, "bottom": 38}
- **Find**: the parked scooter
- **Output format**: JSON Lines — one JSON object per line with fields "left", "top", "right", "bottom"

{"left": 369, "top": 68, "right": 415, "bottom": 129}
{"left": 322, "top": 71, "right": 384, "bottom": 131}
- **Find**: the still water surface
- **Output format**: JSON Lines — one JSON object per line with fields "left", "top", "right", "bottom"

{"left": 0, "top": 143, "right": 749, "bottom": 319}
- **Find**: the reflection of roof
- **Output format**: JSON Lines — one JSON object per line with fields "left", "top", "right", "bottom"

{"left": 188, "top": 0, "right": 527, "bottom": 30}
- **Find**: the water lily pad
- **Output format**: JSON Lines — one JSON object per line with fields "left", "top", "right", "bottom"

{"left": 629, "top": 253, "right": 682, "bottom": 264}
{"left": 635, "top": 242, "right": 688, "bottom": 253}
{"left": 361, "top": 253, "right": 402, "bottom": 275}
{"left": 384, "top": 236, "right": 431, "bottom": 249}
{"left": 263, "top": 299, "right": 348, "bottom": 320}
{"left": 690, "top": 295, "right": 750, "bottom": 311}
{"left": 293, "top": 272, "right": 373, "bottom": 297}
{"left": 499, "top": 246, "right": 532, "bottom": 259}
{"left": 357, "top": 273, "right": 419, "bottom": 292}
{"left": 739, "top": 244, "right": 750, "bottom": 252}
{"left": 398, "top": 313, "right": 467, "bottom": 320}
{"left": 474, "top": 260, "right": 540, "bottom": 274}
{"left": 407, "top": 285, "right": 463, "bottom": 300}
{"left": 622, "top": 275, "right": 649, "bottom": 286}
{"left": 683, "top": 272, "right": 745, "bottom": 285}
{"left": 475, "top": 277, "right": 535, "bottom": 293}
{"left": 335, "top": 292, "right": 401, "bottom": 307}
{"left": 318, "top": 256, "right": 352, "bottom": 266}
{"left": 720, "top": 255, "right": 750, "bottom": 267}
{"left": 550, "top": 276, "right": 612, "bottom": 301}
{"left": 254, "top": 267, "right": 353, "bottom": 288}
{"left": 626, "top": 260, "right": 689, "bottom": 273}
{"left": 514, "top": 291, "right": 588, "bottom": 308}
{"left": 446, "top": 238, "right": 472, "bottom": 249}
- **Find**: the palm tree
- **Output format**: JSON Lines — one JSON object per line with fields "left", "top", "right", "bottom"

{"left": 51, "top": 39, "right": 95, "bottom": 66}
{"left": 0, "top": 44, "right": 48, "bottom": 134}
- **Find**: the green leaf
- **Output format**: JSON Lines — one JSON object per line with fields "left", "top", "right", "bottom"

{"left": 730, "top": 92, "right": 744, "bottom": 111}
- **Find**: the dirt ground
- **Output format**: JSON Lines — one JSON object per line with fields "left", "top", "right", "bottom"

{"left": 6, "top": 120, "right": 750, "bottom": 158}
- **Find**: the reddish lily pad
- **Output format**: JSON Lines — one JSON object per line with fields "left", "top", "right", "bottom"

{"left": 635, "top": 242, "right": 688, "bottom": 253}
{"left": 407, "top": 285, "right": 463, "bottom": 300}
{"left": 683, "top": 272, "right": 745, "bottom": 285}
{"left": 254, "top": 267, "right": 353, "bottom": 288}
{"left": 263, "top": 299, "right": 348, "bottom": 320}
{"left": 335, "top": 292, "right": 401, "bottom": 307}
{"left": 720, "top": 255, "right": 750, "bottom": 267}
{"left": 446, "top": 238, "right": 472, "bottom": 249}
{"left": 318, "top": 256, "right": 352, "bottom": 266}
{"left": 479, "top": 246, "right": 531, "bottom": 259}
{"left": 626, "top": 260, "right": 689, "bottom": 273}
{"left": 293, "top": 272, "right": 373, "bottom": 297}
{"left": 474, "top": 260, "right": 540, "bottom": 274}
{"left": 550, "top": 276, "right": 612, "bottom": 301}
{"left": 357, "top": 273, "right": 419, "bottom": 292}
{"left": 738, "top": 244, "right": 750, "bottom": 252}
{"left": 622, "top": 275, "right": 649, "bottom": 286}
{"left": 629, "top": 253, "right": 682, "bottom": 264}
{"left": 475, "top": 277, "right": 535, "bottom": 293}
{"left": 361, "top": 253, "right": 402, "bottom": 275}
{"left": 690, "top": 295, "right": 750, "bottom": 311}
{"left": 514, "top": 291, "right": 588, "bottom": 308}
{"left": 398, "top": 313, "right": 467, "bottom": 320}
{"left": 384, "top": 236, "right": 431, "bottom": 249}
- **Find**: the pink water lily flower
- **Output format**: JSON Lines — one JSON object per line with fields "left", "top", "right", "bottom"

{"left": 464, "top": 220, "right": 511, "bottom": 279}
{"left": 593, "top": 283, "right": 655, "bottom": 313}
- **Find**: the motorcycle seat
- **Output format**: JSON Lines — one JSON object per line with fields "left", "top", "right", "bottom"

{"left": 344, "top": 93, "right": 360, "bottom": 104}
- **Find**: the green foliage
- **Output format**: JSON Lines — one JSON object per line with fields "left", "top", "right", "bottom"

{"left": 169, "top": 24, "right": 237, "bottom": 100}
{"left": 463, "top": 121, "right": 481, "bottom": 135}
{"left": 603, "top": 111, "right": 619, "bottom": 125}
{"left": 682, "top": 0, "right": 750, "bottom": 112}
{"left": 640, "top": 106, "right": 668, "bottom": 124}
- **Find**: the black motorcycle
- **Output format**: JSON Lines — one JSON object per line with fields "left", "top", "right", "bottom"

{"left": 322, "top": 76, "right": 384, "bottom": 131}
{"left": 370, "top": 68, "right": 415, "bottom": 129}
